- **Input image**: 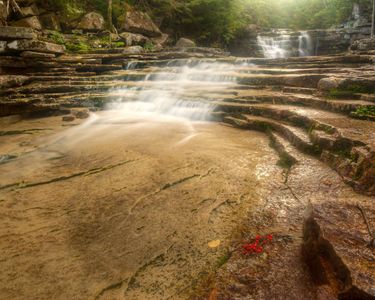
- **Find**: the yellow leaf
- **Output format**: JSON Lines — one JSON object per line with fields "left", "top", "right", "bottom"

{"left": 208, "top": 240, "right": 221, "bottom": 248}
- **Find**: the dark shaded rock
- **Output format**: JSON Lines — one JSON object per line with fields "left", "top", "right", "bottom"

{"left": 12, "top": 16, "right": 42, "bottom": 30}
{"left": 18, "top": 4, "right": 39, "bottom": 18}
{"left": 0, "top": 26, "right": 37, "bottom": 40}
{"left": 0, "top": 75, "right": 30, "bottom": 89}
{"left": 229, "top": 24, "right": 261, "bottom": 57}
{"left": 39, "top": 13, "right": 61, "bottom": 31}
{"left": 121, "top": 9, "right": 162, "bottom": 38}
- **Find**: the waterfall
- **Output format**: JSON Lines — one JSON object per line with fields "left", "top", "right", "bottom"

{"left": 298, "top": 31, "right": 314, "bottom": 56}
{"left": 257, "top": 30, "right": 292, "bottom": 59}
{"left": 257, "top": 30, "right": 314, "bottom": 58}
{"left": 106, "top": 61, "right": 237, "bottom": 121}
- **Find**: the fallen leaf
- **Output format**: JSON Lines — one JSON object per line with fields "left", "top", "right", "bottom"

{"left": 208, "top": 240, "right": 221, "bottom": 248}
{"left": 208, "top": 288, "right": 218, "bottom": 300}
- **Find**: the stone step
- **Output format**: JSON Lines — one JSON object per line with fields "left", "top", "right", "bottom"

{"left": 216, "top": 102, "right": 375, "bottom": 194}
{"left": 223, "top": 105, "right": 375, "bottom": 196}
{"left": 225, "top": 89, "right": 374, "bottom": 117}
{"left": 240, "top": 114, "right": 316, "bottom": 154}
{"left": 360, "top": 93, "right": 375, "bottom": 103}
{"left": 27, "top": 72, "right": 97, "bottom": 77}
{"left": 282, "top": 87, "right": 316, "bottom": 95}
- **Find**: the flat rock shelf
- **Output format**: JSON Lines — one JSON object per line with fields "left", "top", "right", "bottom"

{"left": 0, "top": 47, "right": 374, "bottom": 300}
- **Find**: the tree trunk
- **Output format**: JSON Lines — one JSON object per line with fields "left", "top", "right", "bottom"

{"left": 372, "top": 0, "right": 375, "bottom": 38}
{"left": 108, "top": 0, "right": 113, "bottom": 48}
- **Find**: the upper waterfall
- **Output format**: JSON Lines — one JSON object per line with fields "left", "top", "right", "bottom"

{"left": 257, "top": 29, "right": 315, "bottom": 58}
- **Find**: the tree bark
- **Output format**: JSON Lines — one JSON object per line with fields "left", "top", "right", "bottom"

{"left": 372, "top": 0, "right": 375, "bottom": 38}
{"left": 108, "top": 0, "right": 113, "bottom": 48}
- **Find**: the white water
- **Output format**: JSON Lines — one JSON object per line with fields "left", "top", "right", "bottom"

{"left": 106, "top": 61, "right": 236, "bottom": 121}
{"left": 257, "top": 30, "right": 314, "bottom": 58}
{"left": 298, "top": 31, "right": 314, "bottom": 57}
{"left": 5, "top": 60, "right": 240, "bottom": 172}
{"left": 257, "top": 30, "right": 292, "bottom": 59}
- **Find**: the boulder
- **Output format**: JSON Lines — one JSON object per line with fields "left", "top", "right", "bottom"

{"left": 20, "top": 51, "right": 56, "bottom": 58}
{"left": 121, "top": 10, "right": 162, "bottom": 38}
{"left": 175, "top": 38, "right": 196, "bottom": 48}
{"left": 7, "top": 40, "right": 65, "bottom": 54}
{"left": 350, "top": 38, "right": 375, "bottom": 52}
{"left": 317, "top": 77, "right": 343, "bottom": 91}
{"left": 122, "top": 46, "right": 144, "bottom": 54}
{"left": 40, "top": 13, "right": 61, "bottom": 31}
{"left": 0, "top": 26, "right": 37, "bottom": 40}
{"left": 77, "top": 12, "right": 105, "bottom": 31}
{"left": 318, "top": 77, "right": 375, "bottom": 93}
{"left": 12, "top": 16, "right": 42, "bottom": 30}
{"left": 18, "top": 4, "right": 39, "bottom": 18}
{"left": 0, "top": 75, "right": 30, "bottom": 89}
{"left": 119, "top": 32, "right": 149, "bottom": 46}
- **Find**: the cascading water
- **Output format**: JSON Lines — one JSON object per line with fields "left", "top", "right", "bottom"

{"left": 298, "top": 31, "right": 314, "bottom": 57}
{"left": 257, "top": 29, "right": 314, "bottom": 58}
{"left": 257, "top": 30, "right": 292, "bottom": 59}
{"left": 106, "top": 61, "right": 237, "bottom": 121}
{"left": 33, "top": 60, "right": 240, "bottom": 151}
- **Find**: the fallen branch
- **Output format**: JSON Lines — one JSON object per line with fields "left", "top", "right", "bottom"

{"left": 6, "top": 0, "right": 23, "bottom": 16}
{"left": 356, "top": 204, "right": 375, "bottom": 248}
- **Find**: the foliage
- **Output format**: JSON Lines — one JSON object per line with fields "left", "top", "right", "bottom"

{"left": 65, "top": 40, "right": 91, "bottom": 53}
{"left": 48, "top": 31, "right": 66, "bottom": 45}
{"left": 38, "top": 0, "right": 374, "bottom": 46}
{"left": 114, "top": 41, "right": 126, "bottom": 47}
{"left": 354, "top": 106, "right": 375, "bottom": 116}
{"left": 143, "top": 41, "right": 155, "bottom": 51}
{"left": 329, "top": 84, "right": 375, "bottom": 99}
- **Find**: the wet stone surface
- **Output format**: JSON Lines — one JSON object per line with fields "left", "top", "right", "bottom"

{"left": 0, "top": 115, "right": 283, "bottom": 300}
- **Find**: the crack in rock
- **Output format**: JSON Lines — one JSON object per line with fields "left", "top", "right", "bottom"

{"left": 128, "top": 169, "right": 213, "bottom": 215}
{"left": 0, "top": 159, "right": 139, "bottom": 191}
